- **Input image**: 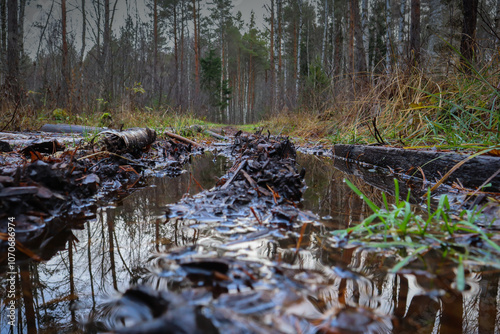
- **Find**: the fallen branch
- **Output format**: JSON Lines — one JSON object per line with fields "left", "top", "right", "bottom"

{"left": 164, "top": 130, "right": 200, "bottom": 147}
{"left": 221, "top": 160, "right": 247, "bottom": 190}
{"left": 41, "top": 123, "right": 107, "bottom": 134}
{"left": 190, "top": 125, "right": 229, "bottom": 141}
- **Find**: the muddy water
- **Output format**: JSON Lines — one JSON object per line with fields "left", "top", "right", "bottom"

{"left": 1, "top": 153, "right": 499, "bottom": 333}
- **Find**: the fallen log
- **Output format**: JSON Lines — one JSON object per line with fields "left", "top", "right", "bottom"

{"left": 96, "top": 128, "right": 157, "bottom": 157}
{"left": 41, "top": 123, "right": 107, "bottom": 134}
{"left": 164, "top": 130, "right": 201, "bottom": 147}
{"left": 333, "top": 144, "right": 500, "bottom": 191}
{"left": 190, "top": 125, "right": 229, "bottom": 141}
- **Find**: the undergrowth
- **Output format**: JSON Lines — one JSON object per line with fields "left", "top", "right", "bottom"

{"left": 2, "top": 57, "right": 499, "bottom": 149}
{"left": 332, "top": 179, "right": 500, "bottom": 291}
{"left": 263, "top": 60, "right": 500, "bottom": 149}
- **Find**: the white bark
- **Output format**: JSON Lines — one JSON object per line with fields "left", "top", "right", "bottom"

{"left": 398, "top": 0, "right": 406, "bottom": 59}
{"left": 427, "top": 0, "right": 444, "bottom": 58}
{"left": 321, "top": 0, "right": 328, "bottom": 66}
{"left": 361, "top": 0, "right": 369, "bottom": 71}
{"left": 296, "top": 0, "right": 303, "bottom": 102}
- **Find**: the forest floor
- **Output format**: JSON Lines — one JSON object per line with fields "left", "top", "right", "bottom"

{"left": 1, "top": 121, "right": 500, "bottom": 332}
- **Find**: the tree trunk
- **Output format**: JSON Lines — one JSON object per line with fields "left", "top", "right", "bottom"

{"left": 61, "top": 0, "right": 69, "bottom": 105}
{"left": 79, "top": 0, "right": 86, "bottom": 111}
{"left": 269, "top": 0, "right": 275, "bottom": 113}
{"left": 277, "top": 0, "right": 283, "bottom": 110}
{"left": 296, "top": 0, "right": 303, "bottom": 103}
{"left": 409, "top": 0, "right": 420, "bottom": 64}
{"left": 333, "top": 2, "right": 342, "bottom": 76}
{"left": 496, "top": 0, "right": 500, "bottom": 47}
{"left": 80, "top": 0, "right": 86, "bottom": 65}
{"left": 460, "top": 0, "right": 478, "bottom": 72}
{"left": 427, "top": 0, "right": 443, "bottom": 59}
{"left": 321, "top": 0, "right": 328, "bottom": 66}
{"left": 103, "top": 0, "right": 111, "bottom": 101}
{"left": 0, "top": 0, "right": 6, "bottom": 85}
{"left": 153, "top": 0, "right": 158, "bottom": 95}
{"left": 385, "top": 0, "right": 392, "bottom": 71}
{"left": 352, "top": 0, "right": 367, "bottom": 75}
{"left": 348, "top": 0, "right": 354, "bottom": 75}
{"left": 398, "top": 0, "right": 406, "bottom": 59}
{"left": 0, "top": 0, "right": 5, "bottom": 54}
{"left": 18, "top": 0, "right": 25, "bottom": 58}
{"left": 7, "top": 0, "right": 20, "bottom": 101}
{"left": 173, "top": 3, "right": 179, "bottom": 105}
{"left": 361, "top": 0, "right": 368, "bottom": 71}
{"left": 192, "top": 0, "right": 200, "bottom": 96}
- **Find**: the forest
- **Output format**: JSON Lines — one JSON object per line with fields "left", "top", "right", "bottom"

{"left": 0, "top": 0, "right": 499, "bottom": 137}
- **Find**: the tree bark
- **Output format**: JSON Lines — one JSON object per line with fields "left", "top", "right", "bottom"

{"left": 192, "top": 0, "right": 200, "bottom": 96}
{"left": 296, "top": 0, "right": 303, "bottom": 103}
{"left": 0, "top": 0, "right": 5, "bottom": 54}
{"left": 427, "top": 0, "right": 443, "bottom": 58}
{"left": 103, "top": 0, "right": 111, "bottom": 101}
{"left": 352, "top": 0, "right": 367, "bottom": 75}
{"left": 321, "top": 0, "right": 328, "bottom": 66}
{"left": 409, "top": 0, "right": 420, "bottom": 64}
{"left": 277, "top": 0, "right": 283, "bottom": 109}
{"left": 496, "top": 0, "right": 500, "bottom": 46}
{"left": 7, "top": 0, "right": 20, "bottom": 101}
{"left": 153, "top": 0, "right": 158, "bottom": 94}
{"left": 80, "top": 0, "right": 86, "bottom": 65}
{"left": 398, "top": 0, "right": 406, "bottom": 59}
{"left": 62, "top": 0, "right": 69, "bottom": 105}
{"left": 460, "top": 0, "right": 478, "bottom": 72}
{"left": 269, "top": 0, "right": 275, "bottom": 113}
{"left": 385, "top": 0, "right": 392, "bottom": 71}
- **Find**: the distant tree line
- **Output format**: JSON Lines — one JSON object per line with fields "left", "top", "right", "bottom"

{"left": 0, "top": 0, "right": 499, "bottom": 124}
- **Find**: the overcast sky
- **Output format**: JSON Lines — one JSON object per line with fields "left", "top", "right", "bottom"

{"left": 23, "top": 0, "right": 267, "bottom": 58}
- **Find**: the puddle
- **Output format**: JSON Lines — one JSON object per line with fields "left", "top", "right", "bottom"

{"left": 1, "top": 152, "right": 499, "bottom": 333}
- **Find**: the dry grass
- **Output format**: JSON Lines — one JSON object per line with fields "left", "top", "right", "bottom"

{"left": 2, "top": 62, "right": 499, "bottom": 148}
{"left": 264, "top": 64, "right": 500, "bottom": 148}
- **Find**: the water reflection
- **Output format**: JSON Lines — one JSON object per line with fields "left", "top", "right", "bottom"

{"left": 0, "top": 152, "right": 499, "bottom": 333}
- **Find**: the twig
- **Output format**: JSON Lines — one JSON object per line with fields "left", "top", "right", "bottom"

{"left": 250, "top": 207, "right": 262, "bottom": 225}
{"left": 191, "top": 174, "right": 204, "bottom": 191}
{"left": 1, "top": 101, "right": 21, "bottom": 132}
{"left": 295, "top": 223, "right": 309, "bottom": 256}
